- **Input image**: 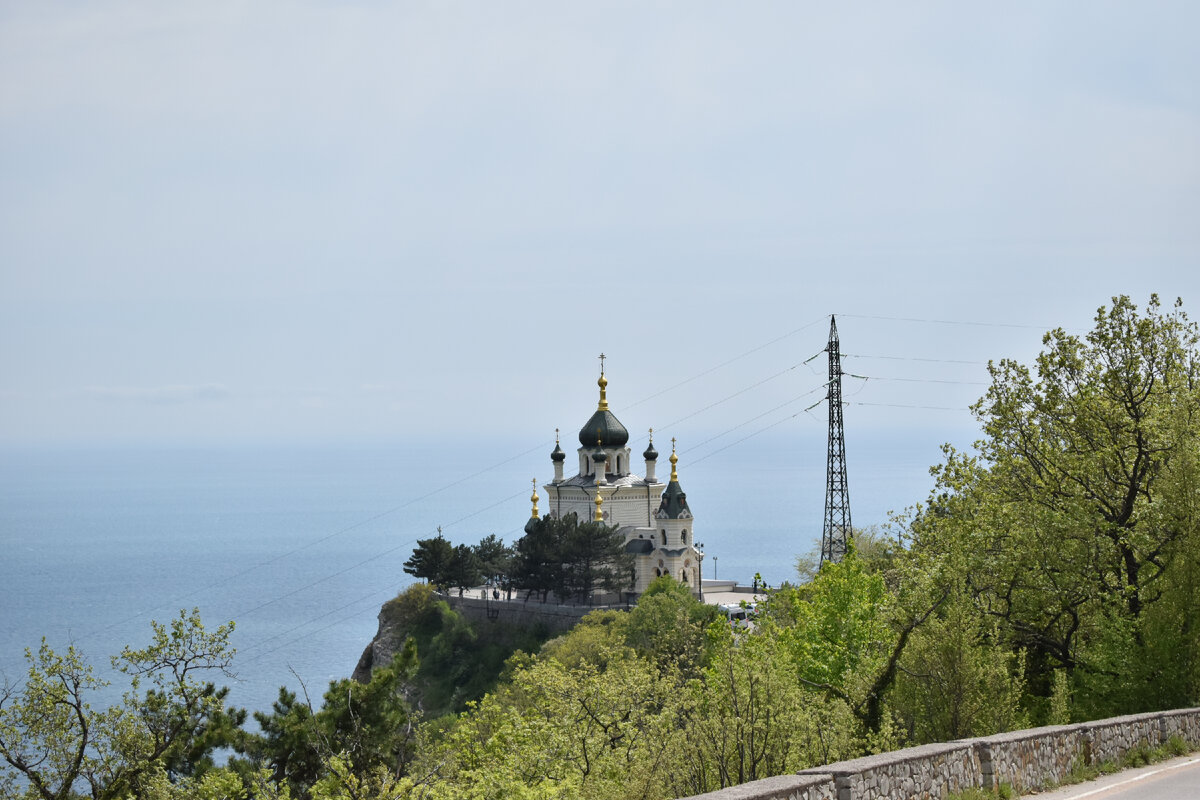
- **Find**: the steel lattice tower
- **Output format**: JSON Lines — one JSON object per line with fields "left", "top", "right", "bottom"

{"left": 821, "top": 315, "right": 852, "bottom": 564}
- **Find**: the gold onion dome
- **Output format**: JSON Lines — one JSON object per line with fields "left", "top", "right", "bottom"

{"left": 658, "top": 438, "right": 690, "bottom": 519}
{"left": 578, "top": 371, "right": 629, "bottom": 448}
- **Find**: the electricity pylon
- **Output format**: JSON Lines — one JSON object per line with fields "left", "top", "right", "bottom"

{"left": 821, "top": 315, "right": 852, "bottom": 565}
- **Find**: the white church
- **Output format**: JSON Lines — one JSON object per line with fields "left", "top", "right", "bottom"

{"left": 530, "top": 361, "right": 705, "bottom": 600}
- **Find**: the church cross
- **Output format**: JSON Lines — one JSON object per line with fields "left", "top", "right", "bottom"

{"left": 598, "top": 352, "right": 606, "bottom": 375}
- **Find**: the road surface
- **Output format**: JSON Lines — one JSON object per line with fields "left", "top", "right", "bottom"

{"left": 1029, "top": 754, "right": 1200, "bottom": 800}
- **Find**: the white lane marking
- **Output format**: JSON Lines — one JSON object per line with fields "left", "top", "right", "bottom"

{"left": 1060, "top": 756, "right": 1200, "bottom": 799}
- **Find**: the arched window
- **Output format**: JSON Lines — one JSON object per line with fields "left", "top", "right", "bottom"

{"left": 680, "top": 569, "right": 688, "bottom": 584}
{"left": 682, "top": 529, "right": 688, "bottom": 544}
{"left": 661, "top": 530, "right": 667, "bottom": 545}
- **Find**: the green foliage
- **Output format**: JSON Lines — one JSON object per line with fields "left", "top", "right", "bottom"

{"left": 794, "top": 526, "right": 900, "bottom": 583}
{"left": 444, "top": 544, "right": 482, "bottom": 597}
{"left": 0, "top": 608, "right": 240, "bottom": 800}
{"left": 473, "top": 534, "right": 513, "bottom": 588}
{"left": 245, "top": 643, "right": 419, "bottom": 797}
{"left": 673, "top": 619, "right": 858, "bottom": 795}
{"left": 891, "top": 598, "right": 1027, "bottom": 742}
{"left": 377, "top": 583, "right": 554, "bottom": 719}
{"left": 513, "top": 513, "right": 633, "bottom": 604}
{"left": 1047, "top": 669, "right": 1072, "bottom": 725}
{"left": 909, "top": 295, "right": 1200, "bottom": 722}
{"left": 424, "top": 645, "right": 679, "bottom": 800}
{"left": 402, "top": 534, "right": 483, "bottom": 597}
{"left": 621, "top": 577, "right": 718, "bottom": 677}
{"left": 402, "top": 533, "right": 454, "bottom": 589}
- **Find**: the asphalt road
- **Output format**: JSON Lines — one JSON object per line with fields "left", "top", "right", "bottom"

{"left": 1029, "top": 754, "right": 1200, "bottom": 800}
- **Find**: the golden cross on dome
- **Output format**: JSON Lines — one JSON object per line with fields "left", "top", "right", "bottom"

{"left": 598, "top": 352, "right": 606, "bottom": 375}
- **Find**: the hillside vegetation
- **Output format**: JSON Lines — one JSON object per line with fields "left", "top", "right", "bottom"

{"left": 2, "top": 295, "right": 1197, "bottom": 800}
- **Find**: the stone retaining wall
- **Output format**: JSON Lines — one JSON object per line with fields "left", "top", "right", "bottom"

{"left": 678, "top": 707, "right": 1200, "bottom": 800}
{"left": 1081, "top": 712, "right": 1162, "bottom": 766}
{"left": 797, "top": 742, "right": 981, "bottom": 800}
{"left": 1160, "top": 708, "right": 1200, "bottom": 748}
{"left": 445, "top": 594, "right": 620, "bottom": 634}
{"left": 975, "top": 724, "right": 1081, "bottom": 792}
{"left": 682, "top": 774, "right": 836, "bottom": 800}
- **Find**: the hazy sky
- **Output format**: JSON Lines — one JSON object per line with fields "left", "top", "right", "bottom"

{"left": 2, "top": 2, "right": 1197, "bottom": 447}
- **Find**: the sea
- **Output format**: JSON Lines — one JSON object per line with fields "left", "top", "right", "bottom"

{"left": 0, "top": 430, "right": 957, "bottom": 717}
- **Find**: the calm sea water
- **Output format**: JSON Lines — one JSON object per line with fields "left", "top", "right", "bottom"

{"left": 0, "top": 431, "right": 950, "bottom": 715}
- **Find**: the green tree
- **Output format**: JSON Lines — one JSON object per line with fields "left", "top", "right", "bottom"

{"left": 0, "top": 609, "right": 240, "bottom": 800}
{"left": 556, "top": 516, "right": 634, "bottom": 604}
{"left": 426, "top": 646, "right": 678, "bottom": 800}
{"left": 511, "top": 516, "right": 563, "bottom": 602}
{"left": 912, "top": 294, "right": 1200, "bottom": 717}
{"left": 890, "top": 596, "right": 1027, "bottom": 742}
{"left": 402, "top": 533, "right": 454, "bottom": 589}
{"left": 473, "top": 534, "right": 513, "bottom": 589}
{"left": 444, "top": 544, "right": 482, "bottom": 598}
{"left": 621, "top": 576, "right": 718, "bottom": 678}
{"left": 673, "top": 619, "right": 858, "bottom": 796}
{"left": 771, "top": 549, "right": 943, "bottom": 738}
{"left": 245, "top": 643, "right": 419, "bottom": 797}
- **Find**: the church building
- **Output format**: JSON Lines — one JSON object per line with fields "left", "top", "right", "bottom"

{"left": 534, "top": 361, "right": 704, "bottom": 599}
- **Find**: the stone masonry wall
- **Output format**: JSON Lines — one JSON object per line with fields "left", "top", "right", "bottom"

{"left": 1162, "top": 708, "right": 1200, "bottom": 747}
{"left": 678, "top": 708, "right": 1200, "bottom": 800}
{"left": 797, "top": 742, "right": 981, "bottom": 800}
{"left": 974, "top": 724, "right": 1081, "bottom": 792}
{"left": 445, "top": 594, "right": 615, "bottom": 634}
{"left": 1081, "top": 712, "right": 1163, "bottom": 766}
{"left": 682, "top": 774, "right": 836, "bottom": 800}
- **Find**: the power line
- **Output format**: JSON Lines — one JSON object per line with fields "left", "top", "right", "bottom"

{"left": 847, "top": 374, "right": 990, "bottom": 386}
{"left": 651, "top": 361, "right": 812, "bottom": 436}
{"left": 625, "top": 316, "right": 827, "bottom": 410}
{"left": 229, "top": 488, "right": 527, "bottom": 622}
{"left": 836, "top": 313, "right": 1055, "bottom": 331}
{"left": 851, "top": 401, "right": 970, "bottom": 412}
{"left": 75, "top": 442, "right": 553, "bottom": 644}
{"left": 681, "top": 384, "right": 827, "bottom": 458}
{"left": 842, "top": 352, "right": 988, "bottom": 366}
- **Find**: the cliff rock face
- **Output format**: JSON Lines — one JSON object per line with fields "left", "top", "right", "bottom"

{"left": 349, "top": 584, "right": 562, "bottom": 717}
{"left": 352, "top": 605, "right": 407, "bottom": 683}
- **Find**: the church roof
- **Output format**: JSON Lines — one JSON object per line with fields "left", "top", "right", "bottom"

{"left": 657, "top": 441, "right": 690, "bottom": 519}
{"left": 559, "top": 473, "right": 653, "bottom": 488}
{"left": 658, "top": 480, "right": 690, "bottom": 519}
{"left": 625, "top": 539, "right": 655, "bottom": 555}
{"left": 578, "top": 408, "right": 629, "bottom": 448}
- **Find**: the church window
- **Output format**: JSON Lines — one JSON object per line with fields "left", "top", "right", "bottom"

{"left": 682, "top": 529, "right": 688, "bottom": 544}
{"left": 660, "top": 530, "right": 667, "bottom": 545}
